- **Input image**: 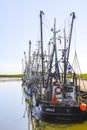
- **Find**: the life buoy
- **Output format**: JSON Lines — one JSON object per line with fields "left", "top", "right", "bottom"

{"left": 55, "top": 86, "right": 62, "bottom": 94}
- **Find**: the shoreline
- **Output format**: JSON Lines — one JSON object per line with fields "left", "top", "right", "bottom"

{"left": 0, "top": 77, "right": 22, "bottom": 82}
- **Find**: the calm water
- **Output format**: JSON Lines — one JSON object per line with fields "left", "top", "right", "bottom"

{"left": 0, "top": 81, "right": 87, "bottom": 130}
{"left": 0, "top": 80, "right": 27, "bottom": 130}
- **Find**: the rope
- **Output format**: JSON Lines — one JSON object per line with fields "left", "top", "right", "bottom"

{"left": 72, "top": 51, "right": 86, "bottom": 91}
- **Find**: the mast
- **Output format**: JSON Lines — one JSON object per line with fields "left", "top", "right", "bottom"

{"left": 29, "top": 41, "right": 31, "bottom": 71}
{"left": 64, "top": 28, "right": 67, "bottom": 83}
{"left": 22, "top": 59, "right": 24, "bottom": 73}
{"left": 40, "top": 11, "right": 44, "bottom": 87}
{"left": 24, "top": 51, "right": 28, "bottom": 77}
{"left": 63, "top": 12, "right": 75, "bottom": 83}
{"left": 24, "top": 51, "right": 27, "bottom": 68}
{"left": 54, "top": 19, "right": 60, "bottom": 80}
{"left": 66, "top": 12, "right": 75, "bottom": 64}
{"left": 47, "top": 19, "right": 60, "bottom": 88}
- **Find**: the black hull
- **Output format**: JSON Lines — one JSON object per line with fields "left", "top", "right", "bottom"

{"left": 34, "top": 105, "right": 87, "bottom": 123}
{"left": 23, "top": 87, "right": 87, "bottom": 123}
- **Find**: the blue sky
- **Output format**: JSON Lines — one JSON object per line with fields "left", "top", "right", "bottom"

{"left": 0, "top": 0, "right": 87, "bottom": 74}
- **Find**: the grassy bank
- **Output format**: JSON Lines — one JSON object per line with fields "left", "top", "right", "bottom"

{"left": 0, "top": 73, "right": 87, "bottom": 80}
{"left": 78, "top": 74, "right": 87, "bottom": 80}
{"left": 0, "top": 74, "right": 23, "bottom": 78}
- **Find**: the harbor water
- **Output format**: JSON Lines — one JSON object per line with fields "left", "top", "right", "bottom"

{"left": 0, "top": 80, "right": 87, "bottom": 130}
{"left": 0, "top": 80, "right": 27, "bottom": 130}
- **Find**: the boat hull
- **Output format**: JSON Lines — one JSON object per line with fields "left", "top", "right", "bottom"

{"left": 34, "top": 105, "right": 87, "bottom": 123}
{"left": 23, "top": 87, "right": 87, "bottom": 123}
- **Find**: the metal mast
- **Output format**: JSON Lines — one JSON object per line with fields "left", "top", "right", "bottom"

{"left": 29, "top": 41, "right": 31, "bottom": 70}
{"left": 24, "top": 51, "right": 27, "bottom": 68}
{"left": 40, "top": 11, "right": 44, "bottom": 88}
{"left": 22, "top": 59, "right": 24, "bottom": 73}
{"left": 54, "top": 19, "right": 60, "bottom": 80}
{"left": 47, "top": 18, "right": 60, "bottom": 88}
{"left": 66, "top": 12, "right": 75, "bottom": 64}
{"left": 63, "top": 12, "right": 75, "bottom": 83}
{"left": 64, "top": 28, "right": 67, "bottom": 83}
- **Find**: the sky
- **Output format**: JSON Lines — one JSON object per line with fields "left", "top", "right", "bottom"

{"left": 0, "top": 0, "right": 87, "bottom": 74}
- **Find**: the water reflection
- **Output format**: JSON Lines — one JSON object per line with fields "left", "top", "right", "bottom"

{"left": 0, "top": 81, "right": 27, "bottom": 130}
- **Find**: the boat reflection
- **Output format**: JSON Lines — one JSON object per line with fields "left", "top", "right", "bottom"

{"left": 23, "top": 99, "right": 41, "bottom": 130}
{"left": 26, "top": 103, "right": 66, "bottom": 130}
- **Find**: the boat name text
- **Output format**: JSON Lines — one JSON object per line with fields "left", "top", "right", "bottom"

{"left": 45, "top": 108, "right": 55, "bottom": 112}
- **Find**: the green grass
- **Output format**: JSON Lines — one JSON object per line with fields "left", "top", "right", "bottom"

{"left": 0, "top": 73, "right": 87, "bottom": 80}
{"left": 0, "top": 74, "right": 23, "bottom": 78}
{"left": 78, "top": 74, "right": 87, "bottom": 80}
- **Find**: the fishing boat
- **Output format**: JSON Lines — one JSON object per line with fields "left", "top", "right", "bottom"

{"left": 22, "top": 11, "right": 87, "bottom": 123}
